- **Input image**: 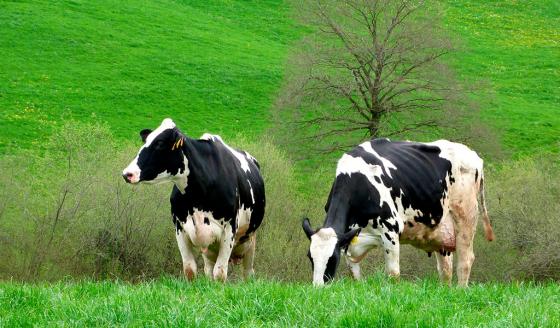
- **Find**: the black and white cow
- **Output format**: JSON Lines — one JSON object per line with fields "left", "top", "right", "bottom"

{"left": 122, "top": 118, "right": 265, "bottom": 281}
{"left": 302, "top": 138, "right": 494, "bottom": 287}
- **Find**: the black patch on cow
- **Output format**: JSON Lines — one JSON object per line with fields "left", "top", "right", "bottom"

{"left": 204, "top": 217, "right": 210, "bottom": 225}
{"left": 475, "top": 169, "right": 479, "bottom": 182}
{"left": 173, "top": 215, "right": 182, "bottom": 234}
{"left": 374, "top": 176, "right": 381, "bottom": 184}
{"left": 323, "top": 247, "right": 340, "bottom": 283}
{"left": 406, "top": 221, "right": 414, "bottom": 228}
{"left": 384, "top": 232, "right": 392, "bottom": 242}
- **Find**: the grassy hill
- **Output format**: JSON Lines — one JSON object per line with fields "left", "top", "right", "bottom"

{"left": 1, "top": 0, "right": 558, "bottom": 155}
{"left": 0, "top": 0, "right": 298, "bottom": 152}
{"left": 1, "top": 276, "right": 559, "bottom": 327}
{"left": 445, "top": 0, "right": 559, "bottom": 155}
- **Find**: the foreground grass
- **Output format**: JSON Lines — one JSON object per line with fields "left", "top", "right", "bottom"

{"left": 1, "top": 275, "right": 558, "bottom": 327}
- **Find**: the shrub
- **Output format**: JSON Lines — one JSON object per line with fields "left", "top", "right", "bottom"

{"left": 473, "top": 156, "right": 560, "bottom": 281}
{"left": 0, "top": 122, "right": 558, "bottom": 283}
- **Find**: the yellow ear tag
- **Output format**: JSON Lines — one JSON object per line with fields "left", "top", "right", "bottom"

{"left": 351, "top": 235, "right": 359, "bottom": 245}
{"left": 172, "top": 139, "right": 182, "bottom": 150}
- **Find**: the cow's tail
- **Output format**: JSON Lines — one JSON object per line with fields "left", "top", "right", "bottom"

{"left": 479, "top": 172, "right": 495, "bottom": 241}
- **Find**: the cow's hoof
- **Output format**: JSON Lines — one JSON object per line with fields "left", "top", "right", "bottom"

{"left": 213, "top": 266, "right": 227, "bottom": 282}
{"left": 243, "top": 269, "right": 255, "bottom": 280}
{"left": 183, "top": 267, "right": 196, "bottom": 281}
{"left": 387, "top": 272, "right": 401, "bottom": 282}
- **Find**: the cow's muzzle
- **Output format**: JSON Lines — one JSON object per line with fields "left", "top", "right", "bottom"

{"left": 122, "top": 172, "right": 134, "bottom": 183}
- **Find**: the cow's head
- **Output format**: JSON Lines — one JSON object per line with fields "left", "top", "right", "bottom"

{"left": 122, "top": 118, "right": 189, "bottom": 190}
{"left": 302, "top": 218, "right": 360, "bottom": 286}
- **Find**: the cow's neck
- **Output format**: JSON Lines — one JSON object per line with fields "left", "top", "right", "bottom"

{"left": 176, "top": 136, "right": 211, "bottom": 193}
{"left": 322, "top": 194, "right": 351, "bottom": 236}
{"left": 170, "top": 135, "right": 196, "bottom": 194}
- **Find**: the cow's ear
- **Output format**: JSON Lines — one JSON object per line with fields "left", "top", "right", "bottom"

{"left": 338, "top": 228, "right": 361, "bottom": 248}
{"left": 302, "top": 218, "right": 315, "bottom": 240}
{"left": 140, "top": 129, "right": 152, "bottom": 143}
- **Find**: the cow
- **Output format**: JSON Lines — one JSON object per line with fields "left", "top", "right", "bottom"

{"left": 302, "top": 138, "right": 494, "bottom": 287}
{"left": 122, "top": 118, "right": 265, "bottom": 282}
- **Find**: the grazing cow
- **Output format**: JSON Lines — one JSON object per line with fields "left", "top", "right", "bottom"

{"left": 302, "top": 138, "right": 494, "bottom": 287}
{"left": 122, "top": 118, "right": 265, "bottom": 282}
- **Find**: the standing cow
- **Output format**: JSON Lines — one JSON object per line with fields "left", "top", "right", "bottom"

{"left": 122, "top": 118, "right": 265, "bottom": 282}
{"left": 302, "top": 138, "right": 494, "bottom": 287}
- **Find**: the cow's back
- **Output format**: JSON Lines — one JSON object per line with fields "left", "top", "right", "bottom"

{"left": 345, "top": 138, "right": 454, "bottom": 228}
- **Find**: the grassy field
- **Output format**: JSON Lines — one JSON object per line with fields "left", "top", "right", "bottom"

{"left": 444, "top": 0, "right": 560, "bottom": 155}
{"left": 1, "top": 275, "right": 559, "bottom": 327}
{"left": 0, "top": 0, "right": 558, "bottom": 155}
{"left": 0, "top": 0, "right": 298, "bottom": 152}
{"left": 1, "top": 1, "right": 559, "bottom": 325}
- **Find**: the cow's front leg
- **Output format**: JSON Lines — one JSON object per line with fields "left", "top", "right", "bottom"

{"left": 345, "top": 255, "right": 361, "bottom": 280}
{"left": 176, "top": 228, "right": 197, "bottom": 280}
{"left": 213, "top": 224, "right": 235, "bottom": 282}
{"left": 382, "top": 231, "right": 400, "bottom": 278}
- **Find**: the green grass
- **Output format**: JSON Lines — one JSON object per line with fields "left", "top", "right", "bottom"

{"left": 1, "top": 0, "right": 558, "bottom": 156}
{"left": 1, "top": 275, "right": 559, "bottom": 327}
{"left": 444, "top": 0, "right": 560, "bottom": 155}
{"left": 0, "top": 0, "right": 298, "bottom": 153}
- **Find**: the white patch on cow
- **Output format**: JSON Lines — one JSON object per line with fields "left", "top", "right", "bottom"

{"left": 336, "top": 154, "right": 397, "bottom": 211}
{"left": 122, "top": 160, "right": 141, "bottom": 183}
{"left": 182, "top": 205, "right": 252, "bottom": 256}
{"left": 144, "top": 118, "right": 176, "bottom": 147}
{"left": 346, "top": 222, "right": 384, "bottom": 263}
{"left": 199, "top": 133, "right": 215, "bottom": 141}
{"left": 393, "top": 192, "right": 424, "bottom": 222}
{"left": 226, "top": 147, "right": 252, "bottom": 173}
{"left": 198, "top": 133, "right": 253, "bottom": 173}
{"left": 237, "top": 205, "right": 253, "bottom": 236}
{"left": 359, "top": 141, "right": 397, "bottom": 178}
{"left": 310, "top": 228, "right": 338, "bottom": 286}
{"left": 173, "top": 154, "right": 190, "bottom": 193}
{"left": 184, "top": 208, "right": 223, "bottom": 250}
{"left": 247, "top": 179, "right": 255, "bottom": 204}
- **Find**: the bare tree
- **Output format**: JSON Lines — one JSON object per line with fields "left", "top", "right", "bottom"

{"left": 275, "top": 0, "right": 464, "bottom": 154}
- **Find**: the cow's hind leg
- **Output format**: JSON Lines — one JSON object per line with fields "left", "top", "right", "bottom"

{"left": 451, "top": 197, "right": 478, "bottom": 287}
{"left": 202, "top": 250, "right": 216, "bottom": 279}
{"left": 436, "top": 252, "right": 453, "bottom": 286}
{"left": 345, "top": 255, "right": 362, "bottom": 280}
{"left": 242, "top": 234, "right": 256, "bottom": 279}
{"left": 176, "top": 228, "right": 197, "bottom": 280}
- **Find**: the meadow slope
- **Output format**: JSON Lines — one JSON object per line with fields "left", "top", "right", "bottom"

{"left": 0, "top": 0, "right": 298, "bottom": 152}
{"left": 0, "top": 0, "right": 558, "bottom": 155}
{"left": 444, "top": 0, "right": 559, "bottom": 155}
{"left": 1, "top": 276, "right": 559, "bottom": 327}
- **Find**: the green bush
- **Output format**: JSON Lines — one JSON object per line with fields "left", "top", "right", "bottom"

{"left": 473, "top": 156, "right": 560, "bottom": 281}
{"left": 0, "top": 122, "right": 175, "bottom": 281}
{"left": 0, "top": 122, "right": 558, "bottom": 283}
